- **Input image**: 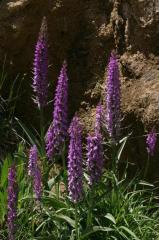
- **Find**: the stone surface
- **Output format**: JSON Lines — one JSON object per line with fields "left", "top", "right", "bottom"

{"left": 0, "top": 0, "right": 159, "bottom": 179}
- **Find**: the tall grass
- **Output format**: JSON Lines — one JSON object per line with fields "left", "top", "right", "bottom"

{"left": 0, "top": 139, "right": 159, "bottom": 239}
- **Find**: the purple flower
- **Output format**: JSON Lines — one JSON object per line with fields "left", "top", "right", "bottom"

{"left": 146, "top": 129, "right": 157, "bottom": 156}
{"left": 106, "top": 52, "right": 121, "bottom": 142}
{"left": 68, "top": 116, "right": 83, "bottom": 203}
{"left": 95, "top": 104, "right": 103, "bottom": 134}
{"left": 7, "top": 165, "right": 18, "bottom": 240}
{"left": 34, "top": 167, "right": 42, "bottom": 200}
{"left": 45, "top": 123, "right": 54, "bottom": 160}
{"left": 28, "top": 145, "right": 38, "bottom": 177}
{"left": 87, "top": 133, "right": 103, "bottom": 186}
{"left": 28, "top": 145, "right": 42, "bottom": 200}
{"left": 32, "top": 17, "right": 48, "bottom": 108}
{"left": 46, "top": 61, "right": 68, "bottom": 160}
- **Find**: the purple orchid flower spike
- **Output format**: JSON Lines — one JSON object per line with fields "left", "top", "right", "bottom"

{"left": 32, "top": 17, "right": 48, "bottom": 108}
{"left": 146, "top": 128, "right": 157, "bottom": 156}
{"left": 105, "top": 51, "right": 121, "bottom": 142}
{"left": 87, "top": 133, "right": 103, "bottom": 186}
{"left": 46, "top": 61, "right": 68, "bottom": 160}
{"left": 7, "top": 165, "right": 18, "bottom": 240}
{"left": 68, "top": 116, "right": 83, "bottom": 203}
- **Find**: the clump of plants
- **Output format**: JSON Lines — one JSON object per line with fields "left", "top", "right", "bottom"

{"left": 0, "top": 17, "right": 159, "bottom": 240}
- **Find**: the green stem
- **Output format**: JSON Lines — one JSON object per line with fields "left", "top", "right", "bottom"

{"left": 75, "top": 204, "right": 79, "bottom": 240}
{"left": 40, "top": 107, "right": 45, "bottom": 155}
{"left": 87, "top": 188, "right": 93, "bottom": 229}
{"left": 144, "top": 154, "right": 150, "bottom": 179}
{"left": 57, "top": 181, "right": 60, "bottom": 199}
{"left": 39, "top": 106, "right": 49, "bottom": 191}
{"left": 30, "top": 179, "right": 34, "bottom": 236}
{"left": 54, "top": 164, "right": 60, "bottom": 199}
{"left": 112, "top": 143, "right": 117, "bottom": 174}
{"left": 62, "top": 150, "right": 65, "bottom": 172}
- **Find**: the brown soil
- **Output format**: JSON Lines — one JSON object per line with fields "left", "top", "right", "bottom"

{"left": 1, "top": 0, "right": 159, "bottom": 180}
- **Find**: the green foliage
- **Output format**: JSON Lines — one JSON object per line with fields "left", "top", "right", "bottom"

{"left": 0, "top": 144, "right": 159, "bottom": 240}
{"left": 0, "top": 143, "right": 27, "bottom": 224}
{"left": 0, "top": 156, "right": 11, "bottom": 223}
{"left": 0, "top": 62, "right": 24, "bottom": 167}
{"left": 0, "top": 63, "right": 158, "bottom": 239}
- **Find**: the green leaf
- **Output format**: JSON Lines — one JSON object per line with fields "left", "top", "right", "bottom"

{"left": 139, "top": 181, "right": 154, "bottom": 187}
{"left": 105, "top": 213, "right": 116, "bottom": 224}
{"left": 0, "top": 158, "right": 9, "bottom": 187}
{"left": 81, "top": 226, "right": 114, "bottom": 239}
{"left": 119, "top": 226, "right": 140, "bottom": 240}
{"left": 15, "top": 117, "right": 39, "bottom": 147}
{"left": 48, "top": 178, "right": 55, "bottom": 189}
{"left": 54, "top": 214, "right": 75, "bottom": 228}
{"left": 118, "top": 230, "right": 130, "bottom": 240}
{"left": 111, "top": 237, "right": 118, "bottom": 240}
{"left": 117, "top": 135, "right": 130, "bottom": 161}
{"left": 42, "top": 195, "right": 67, "bottom": 210}
{"left": 36, "top": 220, "right": 50, "bottom": 232}
{"left": 69, "top": 230, "right": 75, "bottom": 240}
{"left": 17, "top": 162, "right": 25, "bottom": 182}
{"left": 0, "top": 191, "right": 7, "bottom": 222}
{"left": 48, "top": 174, "right": 61, "bottom": 190}
{"left": 83, "top": 172, "right": 89, "bottom": 182}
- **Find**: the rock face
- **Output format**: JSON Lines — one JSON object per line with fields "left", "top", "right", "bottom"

{"left": 1, "top": 0, "right": 159, "bottom": 179}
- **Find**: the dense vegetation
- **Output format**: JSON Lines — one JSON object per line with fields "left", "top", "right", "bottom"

{"left": 0, "top": 17, "right": 159, "bottom": 240}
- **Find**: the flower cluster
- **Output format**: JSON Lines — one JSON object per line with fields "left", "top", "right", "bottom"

{"left": 32, "top": 17, "right": 48, "bottom": 108}
{"left": 7, "top": 165, "right": 18, "bottom": 240}
{"left": 87, "top": 133, "right": 103, "bottom": 186}
{"left": 68, "top": 116, "right": 83, "bottom": 203}
{"left": 45, "top": 123, "right": 54, "bottom": 160}
{"left": 28, "top": 145, "right": 42, "bottom": 200}
{"left": 95, "top": 104, "right": 103, "bottom": 134}
{"left": 28, "top": 145, "right": 38, "bottom": 177}
{"left": 33, "top": 167, "right": 42, "bottom": 200}
{"left": 106, "top": 52, "right": 121, "bottom": 142}
{"left": 7, "top": 14, "right": 159, "bottom": 240}
{"left": 146, "top": 129, "right": 157, "bottom": 156}
{"left": 46, "top": 61, "right": 68, "bottom": 160}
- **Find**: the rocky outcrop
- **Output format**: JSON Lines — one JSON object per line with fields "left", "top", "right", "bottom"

{"left": 0, "top": 0, "right": 158, "bottom": 119}
{"left": 0, "top": 0, "right": 159, "bottom": 179}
